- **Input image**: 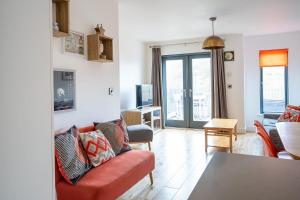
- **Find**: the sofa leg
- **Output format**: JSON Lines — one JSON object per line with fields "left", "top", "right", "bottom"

{"left": 149, "top": 172, "right": 153, "bottom": 185}
{"left": 148, "top": 142, "right": 151, "bottom": 151}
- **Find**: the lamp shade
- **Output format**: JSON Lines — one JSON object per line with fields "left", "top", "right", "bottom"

{"left": 202, "top": 35, "right": 225, "bottom": 49}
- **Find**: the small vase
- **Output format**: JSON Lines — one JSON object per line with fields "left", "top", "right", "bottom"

{"left": 99, "top": 41, "right": 104, "bottom": 56}
{"left": 53, "top": 22, "right": 59, "bottom": 32}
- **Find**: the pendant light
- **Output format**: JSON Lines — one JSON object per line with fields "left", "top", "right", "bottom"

{"left": 202, "top": 17, "right": 225, "bottom": 49}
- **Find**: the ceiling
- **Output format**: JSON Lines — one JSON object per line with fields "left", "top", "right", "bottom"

{"left": 118, "top": 0, "right": 300, "bottom": 42}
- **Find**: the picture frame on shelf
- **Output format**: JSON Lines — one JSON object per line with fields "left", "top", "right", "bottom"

{"left": 63, "top": 31, "right": 84, "bottom": 55}
{"left": 53, "top": 69, "right": 76, "bottom": 112}
{"left": 224, "top": 51, "right": 234, "bottom": 61}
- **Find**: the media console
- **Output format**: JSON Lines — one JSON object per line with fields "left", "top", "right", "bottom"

{"left": 123, "top": 106, "right": 162, "bottom": 133}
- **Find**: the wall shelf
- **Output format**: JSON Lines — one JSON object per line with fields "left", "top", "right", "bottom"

{"left": 87, "top": 34, "right": 113, "bottom": 62}
{"left": 52, "top": 0, "right": 69, "bottom": 37}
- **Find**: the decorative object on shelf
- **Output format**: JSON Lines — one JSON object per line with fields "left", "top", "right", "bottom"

{"left": 87, "top": 33, "right": 113, "bottom": 62}
{"left": 53, "top": 69, "right": 76, "bottom": 112}
{"left": 224, "top": 51, "right": 234, "bottom": 61}
{"left": 99, "top": 40, "right": 104, "bottom": 56}
{"left": 94, "top": 24, "right": 105, "bottom": 35}
{"left": 63, "top": 31, "right": 84, "bottom": 55}
{"left": 100, "top": 55, "right": 106, "bottom": 59}
{"left": 53, "top": 22, "right": 59, "bottom": 32}
{"left": 202, "top": 17, "right": 225, "bottom": 49}
{"left": 52, "top": 0, "right": 69, "bottom": 37}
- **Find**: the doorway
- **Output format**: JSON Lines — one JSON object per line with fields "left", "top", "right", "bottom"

{"left": 162, "top": 53, "right": 211, "bottom": 128}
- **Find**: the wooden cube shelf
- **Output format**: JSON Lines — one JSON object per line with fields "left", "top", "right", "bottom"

{"left": 52, "top": 0, "right": 69, "bottom": 37}
{"left": 87, "top": 34, "right": 113, "bottom": 62}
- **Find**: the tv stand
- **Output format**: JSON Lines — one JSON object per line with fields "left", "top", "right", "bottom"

{"left": 123, "top": 106, "right": 162, "bottom": 133}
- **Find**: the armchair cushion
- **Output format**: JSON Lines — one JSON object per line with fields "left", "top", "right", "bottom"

{"left": 127, "top": 124, "right": 153, "bottom": 143}
{"left": 264, "top": 126, "right": 285, "bottom": 152}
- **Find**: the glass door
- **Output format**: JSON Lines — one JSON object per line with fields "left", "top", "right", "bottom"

{"left": 162, "top": 53, "right": 211, "bottom": 128}
{"left": 188, "top": 54, "right": 211, "bottom": 128}
{"left": 162, "top": 56, "right": 188, "bottom": 127}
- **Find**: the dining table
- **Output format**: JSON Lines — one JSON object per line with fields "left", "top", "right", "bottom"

{"left": 188, "top": 152, "right": 300, "bottom": 200}
{"left": 276, "top": 122, "right": 300, "bottom": 160}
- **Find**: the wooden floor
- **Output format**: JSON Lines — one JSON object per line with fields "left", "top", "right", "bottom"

{"left": 119, "top": 128, "right": 264, "bottom": 200}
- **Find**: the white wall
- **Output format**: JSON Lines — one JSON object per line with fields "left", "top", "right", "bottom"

{"left": 0, "top": 0, "right": 54, "bottom": 200}
{"left": 244, "top": 31, "right": 300, "bottom": 131}
{"left": 119, "top": 6, "right": 147, "bottom": 110}
{"left": 53, "top": 0, "right": 120, "bottom": 130}
{"left": 145, "top": 34, "right": 245, "bottom": 131}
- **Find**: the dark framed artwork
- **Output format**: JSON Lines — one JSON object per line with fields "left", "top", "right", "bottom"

{"left": 224, "top": 51, "right": 235, "bottom": 61}
{"left": 53, "top": 69, "right": 76, "bottom": 112}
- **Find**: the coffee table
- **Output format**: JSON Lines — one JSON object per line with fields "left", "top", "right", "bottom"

{"left": 204, "top": 118, "right": 238, "bottom": 153}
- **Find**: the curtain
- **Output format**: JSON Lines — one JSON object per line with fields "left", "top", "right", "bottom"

{"left": 211, "top": 48, "right": 228, "bottom": 118}
{"left": 151, "top": 48, "right": 165, "bottom": 128}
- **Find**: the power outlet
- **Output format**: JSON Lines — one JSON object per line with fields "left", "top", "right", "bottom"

{"left": 109, "top": 87, "right": 114, "bottom": 95}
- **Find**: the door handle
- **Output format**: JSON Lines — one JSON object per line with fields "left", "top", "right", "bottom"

{"left": 189, "top": 89, "right": 192, "bottom": 98}
{"left": 183, "top": 89, "right": 187, "bottom": 98}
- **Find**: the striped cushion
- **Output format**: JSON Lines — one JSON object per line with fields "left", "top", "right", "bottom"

{"left": 55, "top": 126, "right": 91, "bottom": 184}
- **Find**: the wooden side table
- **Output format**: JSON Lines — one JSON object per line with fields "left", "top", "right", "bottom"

{"left": 204, "top": 118, "right": 238, "bottom": 153}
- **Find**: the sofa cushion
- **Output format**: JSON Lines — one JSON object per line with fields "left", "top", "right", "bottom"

{"left": 287, "top": 105, "right": 300, "bottom": 111}
{"left": 111, "top": 118, "right": 131, "bottom": 150}
{"left": 55, "top": 126, "right": 92, "bottom": 184}
{"left": 80, "top": 130, "right": 115, "bottom": 167}
{"left": 127, "top": 124, "right": 153, "bottom": 142}
{"left": 56, "top": 150, "right": 155, "bottom": 200}
{"left": 278, "top": 109, "right": 300, "bottom": 122}
{"left": 95, "top": 122, "right": 130, "bottom": 155}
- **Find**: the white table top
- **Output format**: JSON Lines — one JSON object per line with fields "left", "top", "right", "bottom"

{"left": 276, "top": 122, "right": 300, "bottom": 159}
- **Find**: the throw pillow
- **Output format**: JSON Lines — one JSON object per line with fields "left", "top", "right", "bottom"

{"left": 111, "top": 117, "right": 130, "bottom": 149}
{"left": 55, "top": 126, "right": 92, "bottom": 184}
{"left": 95, "top": 121, "right": 131, "bottom": 155}
{"left": 278, "top": 109, "right": 300, "bottom": 122}
{"left": 287, "top": 105, "right": 300, "bottom": 112}
{"left": 79, "top": 130, "right": 115, "bottom": 167}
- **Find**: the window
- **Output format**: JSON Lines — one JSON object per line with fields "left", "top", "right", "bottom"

{"left": 260, "top": 49, "right": 288, "bottom": 113}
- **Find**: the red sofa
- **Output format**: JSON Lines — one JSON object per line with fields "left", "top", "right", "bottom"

{"left": 55, "top": 125, "right": 155, "bottom": 200}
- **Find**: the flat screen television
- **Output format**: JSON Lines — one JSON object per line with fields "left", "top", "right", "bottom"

{"left": 136, "top": 84, "right": 153, "bottom": 108}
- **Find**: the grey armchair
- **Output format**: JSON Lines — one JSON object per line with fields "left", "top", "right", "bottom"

{"left": 127, "top": 124, "right": 153, "bottom": 151}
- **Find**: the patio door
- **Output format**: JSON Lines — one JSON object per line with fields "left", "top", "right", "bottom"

{"left": 162, "top": 53, "right": 211, "bottom": 128}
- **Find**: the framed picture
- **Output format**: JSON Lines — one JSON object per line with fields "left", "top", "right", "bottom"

{"left": 63, "top": 31, "right": 84, "bottom": 55}
{"left": 224, "top": 51, "right": 234, "bottom": 61}
{"left": 53, "top": 69, "right": 76, "bottom": 112}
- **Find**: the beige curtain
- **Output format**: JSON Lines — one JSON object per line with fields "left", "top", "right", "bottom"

{"left": 211, "top": 49, "right": 228, "bottom": 118}
{"left": 151, "top": 48, "right": 165, "bottom": 128}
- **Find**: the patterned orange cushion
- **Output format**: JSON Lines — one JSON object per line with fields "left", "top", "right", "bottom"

{"left": 287, "top": 105, "right": 300, "bottom": 112}
{"left": 80, "top": 130, "right": 115, "bottom": 167}
{"left": 278, "top": 109, "right": 300, "bottom": 122}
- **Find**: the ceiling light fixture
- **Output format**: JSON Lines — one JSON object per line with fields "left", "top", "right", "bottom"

{"left": 202, "top": 17, "right": 225, "bottom": 49}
